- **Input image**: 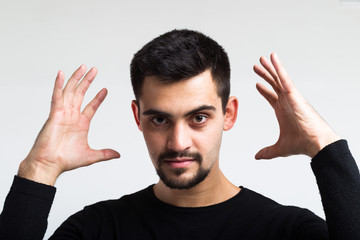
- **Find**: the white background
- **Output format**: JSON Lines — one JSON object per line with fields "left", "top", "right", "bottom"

{"left": 0, "top": 0, "right": 359, "bottom": 238}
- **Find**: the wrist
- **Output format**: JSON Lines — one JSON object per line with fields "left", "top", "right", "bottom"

{"left": 307, "top": 132, "right": 341, "bottom": 158}
{"left": 18, "top": 158, "right": 61, "bottom": 186}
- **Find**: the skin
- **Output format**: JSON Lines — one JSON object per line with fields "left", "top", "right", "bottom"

{"left": 253, "top": 54, "right": 340, "bottom": 159}
{"left": 131, "top": 70, "right": 240, "bottom": 207}
{"left": 17, "top": 53, "right": 340, "bottom": 207}
{"left": 18, "top": 65, "right": 120, "bottom": 186}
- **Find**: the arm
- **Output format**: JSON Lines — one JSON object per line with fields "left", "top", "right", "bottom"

{"left": 311, "top": 140, "right": 360, "bottom": 239}
{"left": 0, "top": 177, "right": 56, "bottom": 240}
{"left": 253, "top": 53, "right": 360, "bottom": 239}
{"left": 0, "top": 65, "right": 120, "bottom": 240}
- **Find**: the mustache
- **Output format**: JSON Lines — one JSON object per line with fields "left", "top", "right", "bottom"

{"left": 157, "top": 150, "right": 202, "bottom": 167}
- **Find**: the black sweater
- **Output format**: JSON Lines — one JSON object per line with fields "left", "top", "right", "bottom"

{"left": 1, "top": 140, "right": 360, "bottom": 239}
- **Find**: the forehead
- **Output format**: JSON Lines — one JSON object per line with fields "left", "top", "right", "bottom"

{"left": 139, "top": 70, "right": 221, "bottom": 114}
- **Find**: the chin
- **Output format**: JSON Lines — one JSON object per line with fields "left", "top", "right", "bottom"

{"left": 157, "top": 167, "right": 210, "bottom": 190}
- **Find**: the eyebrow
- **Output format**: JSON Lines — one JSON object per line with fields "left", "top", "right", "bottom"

{"left": 142, "top": 105, "right": 216, "bottom": 118}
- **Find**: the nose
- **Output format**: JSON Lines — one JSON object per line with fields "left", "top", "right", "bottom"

{"left": 166, "top": 123, "right": 192, "bottom": 152}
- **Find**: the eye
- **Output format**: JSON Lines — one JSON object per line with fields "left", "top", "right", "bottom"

{"left": 191, "top": 115, "right": 208, "bottom": 124}
{"left": 151, "top": 117, "right": 168, "bottom": 125}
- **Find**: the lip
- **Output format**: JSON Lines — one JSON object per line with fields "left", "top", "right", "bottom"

{"left": 165, "top": 158, "right": 195, "bottom": 168}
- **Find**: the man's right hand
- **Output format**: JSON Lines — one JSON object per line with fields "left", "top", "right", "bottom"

{"left": 17, "top": 65, "right": 120, "bottom": 186}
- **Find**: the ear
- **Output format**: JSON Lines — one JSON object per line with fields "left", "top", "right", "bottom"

{"left": 131, "top": 100, "right": 142, "bottom": 131}
{"left": 223, "top": 96, "right": 238, "bottom": 131}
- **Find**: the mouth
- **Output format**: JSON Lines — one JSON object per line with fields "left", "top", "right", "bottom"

{"left": 164, "top": 158, "right": 195, "bottom": 168}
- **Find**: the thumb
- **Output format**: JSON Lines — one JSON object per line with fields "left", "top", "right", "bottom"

{"left": 255, "top": 144, "right": 279, "bottom": 160}
{"left": 89, "top": 149, "right": 121, "bottom": 165}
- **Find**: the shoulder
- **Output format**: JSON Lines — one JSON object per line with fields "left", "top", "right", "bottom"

{"left": 239, "top": 187, "right": 284, "bottom": 211}
{"left": 51, "top": 186, "right": 155, "bottom": 238}
{"left": 58, "top": 186, "right": 153, "bottom": 230}
{"left": 84, "top": 185, "right": 153, "bottom": 213}
{"left": 240, "top": 187, "right": 323, "bottom": 222}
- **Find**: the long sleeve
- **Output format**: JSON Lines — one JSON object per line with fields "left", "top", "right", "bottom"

{"left": 1, "top": 140, "right": 359, "bottom": 240}
{"left": 0, "top": 176, "right": 56, "bottom": 240}
{"left": 311, "top": 140, "right": 360, "bottom": 240}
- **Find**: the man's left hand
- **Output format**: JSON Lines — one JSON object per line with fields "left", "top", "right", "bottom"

{"left": 253, "top": 53, "right": 340, "bottom": 159}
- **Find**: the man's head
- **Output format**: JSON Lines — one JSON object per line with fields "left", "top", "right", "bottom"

{"left": 130, "top": 30, "right": 237, "bottom": 190}
{"left": 130, "top": 29, "right": 231, "bottom": 113}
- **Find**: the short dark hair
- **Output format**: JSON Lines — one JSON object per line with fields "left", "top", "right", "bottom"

{"left": 130, "top": 29, "right": 231, "bottom": 113}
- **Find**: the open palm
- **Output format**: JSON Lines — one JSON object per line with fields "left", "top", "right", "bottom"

{"left": 19, "top": 66, "right": 120, "bottom": 185}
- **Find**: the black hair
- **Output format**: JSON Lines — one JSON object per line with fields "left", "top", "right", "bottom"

{"left": 130, "top": 29, "right": 231, "bottom": 113}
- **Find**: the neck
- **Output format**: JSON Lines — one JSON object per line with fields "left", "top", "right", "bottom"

{"left": 153, "top": 162, "right": 240, "bottom": 207}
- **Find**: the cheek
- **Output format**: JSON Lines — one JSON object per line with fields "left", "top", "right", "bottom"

{"left": 142, "top": 131, "right": 165, "bottom": 162}
{"left": 194, "top": 124, "right": 223, "bottom": 160}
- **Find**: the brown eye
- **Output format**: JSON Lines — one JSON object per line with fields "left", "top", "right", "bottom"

{"left": 192, "top": 115, "right": 208, "bottom": 124}
{"left": 151, "top": 117, "right": 168, "bottom": 125}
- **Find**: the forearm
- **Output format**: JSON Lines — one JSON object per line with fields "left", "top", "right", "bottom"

{"left": 0, "top": 176, "right": 56, "bottom": 240}
{"left": 311, "top": 140, "right": 360, "bottom": 239}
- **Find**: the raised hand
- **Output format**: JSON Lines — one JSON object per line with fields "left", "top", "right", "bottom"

{"left": 18, "top": 65, "right": 120, "bottom": 185}
{"left": 253, "top": 53, "right": 340, "bottom": 160}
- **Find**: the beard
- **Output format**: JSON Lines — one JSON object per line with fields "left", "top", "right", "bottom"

{"left": 155, "top": 150, "right": 210, "bottom": 190}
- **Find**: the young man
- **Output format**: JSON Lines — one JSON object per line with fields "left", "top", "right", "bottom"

{"left": 0, "top": 29, "right": 359, "bottom": 239}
